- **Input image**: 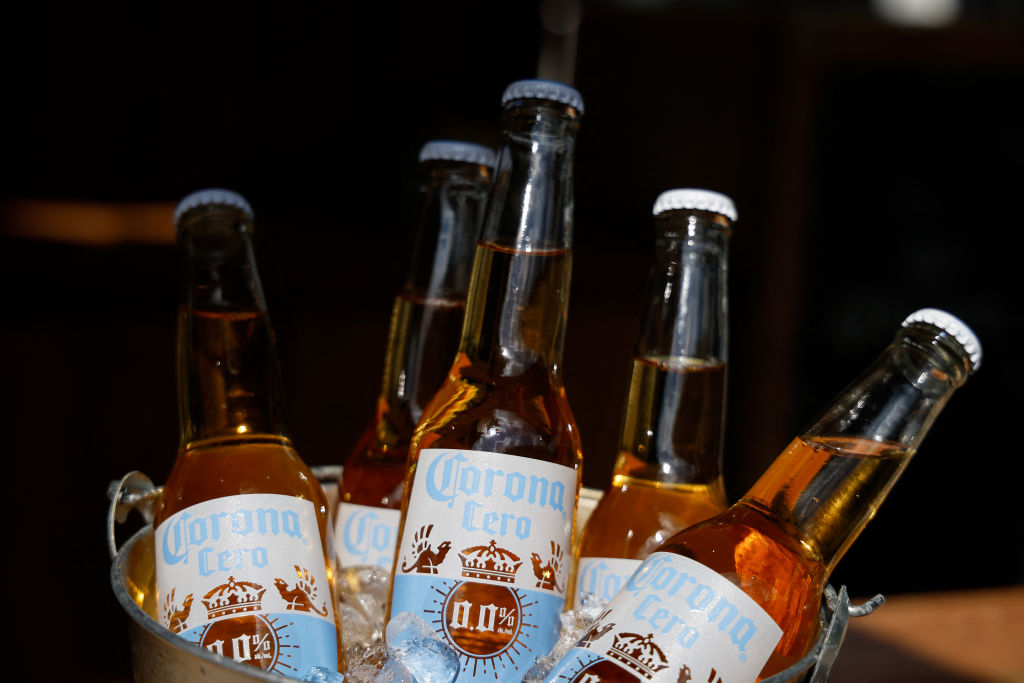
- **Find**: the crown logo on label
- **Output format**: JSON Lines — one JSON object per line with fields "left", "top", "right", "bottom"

{"left": 458, "top": 539, "right": 522, "bottom": 583}
{"left": 607, "top": 632, "right": 670, "bottom": 680}
{"left": 201, "top": 576, "right": 266, "bottom": 619}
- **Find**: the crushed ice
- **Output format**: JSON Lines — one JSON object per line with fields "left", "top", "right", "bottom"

{"left": 304, "top": 665, "right": 347, "bottom": 683}
{"left": 336, "top": 567, "right": 609, "bottom": 683}
{"left": 523, "top": 592, "right": 609, "bottom": 683}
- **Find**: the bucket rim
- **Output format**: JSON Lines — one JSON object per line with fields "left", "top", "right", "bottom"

{"left": 110, "top": 524, "right": 288, "bottom": 682}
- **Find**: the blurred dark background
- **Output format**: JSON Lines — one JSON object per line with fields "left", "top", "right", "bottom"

{"left": 3, "top": 1, "right": 1022, "bottom": 681}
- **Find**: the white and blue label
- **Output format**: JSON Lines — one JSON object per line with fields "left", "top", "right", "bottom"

{"left": 155, "top": 493, "right": 338, "bottom": 679}
{"left": 544, "top": 552, "right": 782, "bottom": 683}
{"left": 574, "top": 557, "right": 642, "bottom": 608}
{"left": 335, "top": 502, "right": 401, "bottom": 568}
{"left": 391, "top": 448, "right": 578, "bottom": 683}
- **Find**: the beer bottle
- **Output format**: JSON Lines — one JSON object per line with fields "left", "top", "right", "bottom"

{"left": 543, "top": 308, "right": 981, "bottom": 683}
{"left": 153, "top": 189, "right": 343, "bottom": 678}
{"left": 572, "top": 189, "right": 735, "bottom": 609}
{"left": 335, "top": 140, "right": 495, "bottom": 570}
{"left": 388, "top": 80, "right": 585, "bottom": 683}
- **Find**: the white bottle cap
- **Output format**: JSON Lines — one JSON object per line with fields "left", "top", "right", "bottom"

{"left": 653, "top": 188, "right": 738, "bottom": 222}
{"left": 419, "top": 140, "right": 497, "bottom": 168}
{"left": 501, "top": 79, "right": 585, "bottom": 114}
{"left": 174, "top": 188, "right": 254, "bottom": 225}
{"left": 902, "top": 308, "right": 983, "bottom": 372}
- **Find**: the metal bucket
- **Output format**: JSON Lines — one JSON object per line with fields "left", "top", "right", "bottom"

{"left": 108, "top": 470, "right": 880, "bottom": 682}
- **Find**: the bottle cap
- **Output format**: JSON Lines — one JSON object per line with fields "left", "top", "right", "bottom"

{"left": 419, "top": 140, "right": 497, "bottom": 168}
{"left": 653, "top": 189, "right": 738, "bottom": 222}
{"left": 174, "top": 188, "right": 254, "bottom": 225}
{"left": 902, "top": 308, "right": 983, "bottom": 372}
{"left": 501, "top": 79, "right": 585, "bottom": 114}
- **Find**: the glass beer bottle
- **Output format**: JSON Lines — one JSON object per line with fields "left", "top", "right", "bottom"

{"left": 335, "top": 140, "right": 495, "bottom": 570}
{"left": 388, "top": 80, "right": 585, "bottom": 683}
{"left": 543, "top": 308, "right": 981, "bottom": 683}
{"left": 153, "top": 189, "right": 343, "bottom": 678}
{"left": 572, "top": 189, "right": 735, "bottom": 609}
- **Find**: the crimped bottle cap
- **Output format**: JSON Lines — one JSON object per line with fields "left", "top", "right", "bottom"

{"left": 902, "top": 308, "right": 983, "bottom": 372}
{"left": 419, "top": 140, "right": 497, "bottom": 168}
{"left": 501, "top": 79, "right": 585, "bottom": 114}
{"left": 174, "top": 188, "right": 253, "bottom": 225}
{"left": 653, "top": 189, "right": 738, "bottom": 222}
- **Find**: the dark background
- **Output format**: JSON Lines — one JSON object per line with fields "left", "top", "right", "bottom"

{"left": 3, "top": 1, "right": 1022, "bottom": 681}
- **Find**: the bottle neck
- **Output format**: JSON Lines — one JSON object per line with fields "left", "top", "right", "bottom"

{"left": 405, "top": 160, "right": 493, "bottom": 301}
{"left": 459, "top": 100, "right": 579, "bottom": 377}
{"left": 641, "top": 211, "right": 731, "bottom": 361}
{"left": 742, "top": 322, "right": 972, "bottom": 572}
{"left": 616, "top": 212, "right": 732, "bottom": 487}
{"left": 176, "top": 208, "right": 289, "bottom": 446}
{"left": 377, "top": 160, "right": 491, "bottom": 427}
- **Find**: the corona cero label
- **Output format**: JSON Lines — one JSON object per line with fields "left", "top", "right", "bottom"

{"left": 391, "top": 448, "right": 576, "bottom": 682}
{"left": 543, "top": 553, "right": 782, "bottom": 683}
{"left": 335, "top": 502, "right": 401, "bottom": 568}
{"left": 155, "top": 493, "right": 338, "bottom": 678}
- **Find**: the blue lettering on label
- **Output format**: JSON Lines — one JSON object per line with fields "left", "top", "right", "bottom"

{"left": 625, "top": 554, "right": 761, "bottom": 663}
{"left": 577, "top": 561, "right": 626, "bottom": 604}
{"left": 159, "top": 504, "right": 309, "bottom": 566}
{"left": 343, "top": 509, "right": 395, "bottom": 562}
{"left": 198, "top": 545, "right": 270, "bottom": 577}
{"left": 424, "top": 450, "right": 566, "bottom": 514}
{"left": 461, "top": 499, "right": 532, "bottom": 539}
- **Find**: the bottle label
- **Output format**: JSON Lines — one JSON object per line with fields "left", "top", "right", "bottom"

{"left": 390, "top": 448, "right": 577, "bottom": 683}
{"left": 334, "top": 502, "right": 401, "bottom": 568}
{"left": 574, "top": 556, "right": 642, "bottom": 608}
{"left": 155, "top": 493, "right": 338, "bottom": 679}
{"left": 543, "top": 552, "right": 783, "bottom": 683}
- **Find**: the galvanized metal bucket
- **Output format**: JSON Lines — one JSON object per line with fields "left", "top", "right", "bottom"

{"left": 108, "top": 469, "right": 881, "bottom": 682}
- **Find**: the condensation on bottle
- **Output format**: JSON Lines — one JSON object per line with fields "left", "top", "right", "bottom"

{"left": 153, "top": 188, "right": 344, "bottom": 678}
{"left": 335, "top": 140, "right": 496, "bottom": 571}
{"left": 572, "top": 189, "right": 736, "bottom": 609}
{"left": 387, "top": 79, "right": 585, "bottom": 683}
{"left": 543, "top": 307, "right": 982, "bottom": 683}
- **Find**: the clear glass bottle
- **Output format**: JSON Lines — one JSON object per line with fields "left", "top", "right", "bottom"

{"left": 335, "top": 140, "right": 495, "bottom": 570}
{"left": 543, "top": 308, "right": 981, "bottom": 683}
{"left": 572, "top": 189, "right": 735, "bottom": 608}
{"left": 387, "top": 80, "right": 585, "bottom": 683}
{"left": 153, "top": 189, "right": 343, "bottom": 678}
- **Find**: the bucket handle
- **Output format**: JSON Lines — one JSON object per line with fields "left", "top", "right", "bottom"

{"left": 107, "top": 471, "right": 160, "bottom": 561}
{"left": 805, "top": 586, "right": 885, "bottom": 682}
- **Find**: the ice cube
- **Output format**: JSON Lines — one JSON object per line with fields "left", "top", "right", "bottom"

{"left": 345, "top": 657, "right": 415, "bottom": 683}
{"left": 337, "top": 565, "right": 392, "bottom": 661}
{"left": 522, "top": 602, "right": 607, "bottom": 683}
{"left": 576, "top": 592, "right": 609, "bottom": 621}
{"left": 385, "top": 611, "right": 461, "bottom": 683}
{"left": 303, "top": 665, "right": 346, "bottom": 683}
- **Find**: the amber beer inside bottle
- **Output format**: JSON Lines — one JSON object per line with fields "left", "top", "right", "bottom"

{"left": 542, "top": 308, "right": 981, "bottom": 683}
{"left": 657, "top": 435, "right": 913, "bottom": 676}
{"left": 340, "top": 292, "right": 469, "bottom": 509}
{"left": 573, "top": 192, "right": 734, "bottom": 607}
{"left": 579, "top": 358, "right": 728, "bottom": 560}
{"left": 408, "top": 242, "right": 576, "bottom": 461}
{"left": 388, "top": 81, "right": 584, "bottom": 683}
{"left": 157, "top": 308, "right": 333, "bottom": 553}
{"left": 338, "top": 145, "right": 493, "bottom": 518}
{"left": 154, "top": 192, "right": 342, "bottom": 676}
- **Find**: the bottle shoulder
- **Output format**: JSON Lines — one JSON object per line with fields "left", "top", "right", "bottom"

{"left": 410, "top": 356, "right": 582, "bottom": 469}
{"left": 656, "top": 503, "right": 827, "bottom": 672}
{"left": 156, "top": 434, "right": 327, "bottom": 524}
{"left": 338, "top": 422, "right": 407, "bottom": 508}
{"left": 657, "top": 503, "right": 817, "bottom": 565}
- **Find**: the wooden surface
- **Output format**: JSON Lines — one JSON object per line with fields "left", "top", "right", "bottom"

{"left": 829, "top": 585, "right": 1024, "bottom": 682}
